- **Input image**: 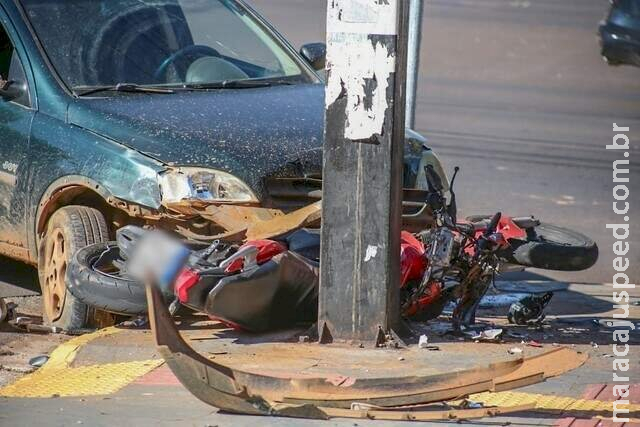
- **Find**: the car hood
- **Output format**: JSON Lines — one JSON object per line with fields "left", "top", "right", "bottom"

{"left": 67, "top": 84, "right": 325, "bottom": 198}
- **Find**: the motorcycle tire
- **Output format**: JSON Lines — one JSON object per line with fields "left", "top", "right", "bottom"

{"left": 66, "top": 242, "right": 175, "bottom": 316}
{"left": 507, "top": 223, "right": 598, "bottom": 271}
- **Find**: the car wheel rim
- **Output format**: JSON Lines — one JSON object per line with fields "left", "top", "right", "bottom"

{"left": 43, "top": 229, "right": 67, "bottom": 321}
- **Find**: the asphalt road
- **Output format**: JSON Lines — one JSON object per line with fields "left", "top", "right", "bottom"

{"left": 248, "top": 0, "right": 640, "bottom": 284}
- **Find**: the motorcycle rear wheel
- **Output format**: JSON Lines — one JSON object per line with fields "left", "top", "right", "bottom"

{"left": 465, "top": 216, "right": 598, "bottom": 271}
{"left": 509, "top": 223, "right": 598, "bottom": 271}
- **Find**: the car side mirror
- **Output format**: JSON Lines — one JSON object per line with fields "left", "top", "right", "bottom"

{"left": 0, "top": 76, "right": 21, "bottom": 102}
{"left": 299, "top": 43, "right": 326, "bottom": 71}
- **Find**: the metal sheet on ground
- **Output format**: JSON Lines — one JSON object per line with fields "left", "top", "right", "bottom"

{"left": 146, "top": 285, "right": 588, "bottom": 419}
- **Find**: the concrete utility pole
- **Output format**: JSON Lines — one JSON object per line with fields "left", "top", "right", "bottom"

{"left": 319, "top": 0, "right": 409, "bottom": 344}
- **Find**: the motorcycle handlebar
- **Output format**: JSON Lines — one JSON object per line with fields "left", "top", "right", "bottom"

{"left": 485, "top": 212, "right": 502, "bottom": 236}
{"left": 475, "top": 212, "right": 503, "bottom": 256}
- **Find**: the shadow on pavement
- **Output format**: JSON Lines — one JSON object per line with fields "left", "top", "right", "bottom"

{"left": 0, "top": 256, "right": 39, "bottom": 297}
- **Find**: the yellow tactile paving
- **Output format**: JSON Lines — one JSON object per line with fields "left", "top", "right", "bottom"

{"left": 470, "top": 391, "right": 640, "bottom": 415}
{"left": 37, "top": 326, "right": 121, "bottom": 371}
{"left": 0, "top": 327, "right": 163, "bottom": 398}
{"left": 0, "top": 360, "right": 163, "bottom": 397}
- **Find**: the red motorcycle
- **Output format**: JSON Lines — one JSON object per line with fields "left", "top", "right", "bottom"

{"left": 398, "top": 166, "right": 597, "bottom": 329}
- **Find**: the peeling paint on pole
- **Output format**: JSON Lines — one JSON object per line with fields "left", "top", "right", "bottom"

{"left": 320, "top": 0, "right": 408, "bottom": 343}
{"left": 326, "top": 0, "right": 399, "bottom": 143}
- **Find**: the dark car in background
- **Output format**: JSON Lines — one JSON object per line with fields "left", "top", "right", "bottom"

{"left": 0, "top": 0, "right": 444, "bottom": 330}
{"left": 599, "top": 0, "right": 640, "bottom": 66}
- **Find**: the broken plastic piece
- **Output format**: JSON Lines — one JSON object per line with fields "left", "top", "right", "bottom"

{"left": 471, "top": 328, "right": 503, "bottom": 342}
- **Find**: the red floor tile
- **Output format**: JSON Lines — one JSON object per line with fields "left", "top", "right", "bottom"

{"left": 133, "top": 364, "right": 180, "bottom": 386}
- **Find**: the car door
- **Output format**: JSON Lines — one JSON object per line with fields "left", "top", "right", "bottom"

{"left": 0, "top": 13, "right": 34, "bottom": 259}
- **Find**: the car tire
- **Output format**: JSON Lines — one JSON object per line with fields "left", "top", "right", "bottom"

{"left": 66, "top": 242, "right": 175, "bottom": 316}
{"left": 38, "top": 206, "right": 110, "bottom": 330}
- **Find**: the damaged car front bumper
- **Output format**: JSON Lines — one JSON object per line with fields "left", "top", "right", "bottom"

{"left": 147, "top": 132, "right": 449, "bottom": 241}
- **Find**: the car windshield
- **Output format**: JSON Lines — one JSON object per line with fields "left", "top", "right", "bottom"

{"left": 19, "top": 0, "right": 315, "bottom": 92}
{"left": 618, "top": 0, "right": 640, "bottom": 17}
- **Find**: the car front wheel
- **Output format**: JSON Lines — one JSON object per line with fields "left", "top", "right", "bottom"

{"left": 38, "top": 206, "right": 110, "bottom": 330}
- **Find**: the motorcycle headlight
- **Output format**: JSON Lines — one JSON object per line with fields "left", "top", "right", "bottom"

{"left": 158, "top": 167, "right": 258, "bottom": 203}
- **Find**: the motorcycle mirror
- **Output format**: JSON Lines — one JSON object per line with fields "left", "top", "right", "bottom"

{"left": 447, "top": 166, "right": 460, "bottom": 223}
{"left": 449, "top": 166, "right": 460, "bottom": 190}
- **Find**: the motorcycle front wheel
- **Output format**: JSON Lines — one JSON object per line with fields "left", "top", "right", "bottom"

{"left": 66, "top": 242, "right": 175, "bottom": 316}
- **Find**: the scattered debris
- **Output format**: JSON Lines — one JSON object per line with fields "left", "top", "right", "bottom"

{"left": 299, "top": 335, "right": 310, "bottom": 343}
{"left": 8, "top": 316, "right": 64, "bottom": 334}
{"left": 460, "top": 399, "right": 484, "bottom": 409}
{"left": 507, "top": 292, "right": 553, "bottom": 325}
{"left": 12, "top": 320, "right": 63, "bottom": 334}
{"left": 119, "top": 316, "right": 148, "bottom": 329}
{"left": 596, "top": 319, "right": 639, "bottom": 330}
{"left": 590, "top": 342, "right": 598, "bottom": 348}
{"left": 560, "top": 326, "right": 590, "bottom": 335}
{"left": 29, "top": 355, "right": 50, "bottom": 368}
{"left": 377, "top": 331, "right": 404, "bottom": 349}
{"left": 12, "top": 316, "right": 31, "bottom": 325}
{"left": 0, "top": 364, "right": 37, "bottom": 374}
{"left": 471, "top": 328, "right": 503, "bottom": 342}
{"left": 527, "top": 341, "right": 543, "bottom": 348}
{"left": 418, "top": 335, "right": 429, "bottom": 348}
{"left": 508, "top": 347, "right": 523, "bottom": 355}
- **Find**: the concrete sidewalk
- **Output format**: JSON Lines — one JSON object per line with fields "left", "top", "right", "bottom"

{"left": 1, "top": 280, "right": 638, "bottom": 426}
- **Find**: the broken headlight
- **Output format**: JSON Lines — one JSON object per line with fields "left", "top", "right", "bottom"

{"left": 159, "top": 168, "right": 258, "bottom": 203}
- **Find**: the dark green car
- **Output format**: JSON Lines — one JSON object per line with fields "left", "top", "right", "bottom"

{"left": 0, "top": 0, "right": 446, "bottom": 329}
